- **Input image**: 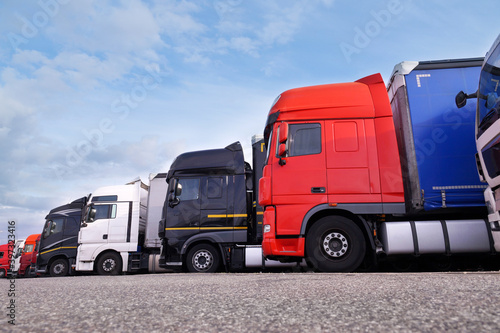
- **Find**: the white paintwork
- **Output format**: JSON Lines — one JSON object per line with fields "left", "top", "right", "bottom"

{"left": 10, "top": 239, "right": 25, "bottom": 273}
{"left": 76, "top": 179, "right": 148, "bottom": 272}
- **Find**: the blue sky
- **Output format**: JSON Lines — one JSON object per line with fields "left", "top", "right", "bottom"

{"left": 0, "top": 0, "right": 498, "bottom": 243}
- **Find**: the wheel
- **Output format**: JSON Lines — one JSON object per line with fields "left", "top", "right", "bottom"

{"left": 305, "top": 216, "right": 366, "bottom": 272}
{"left": 50, "top": 258, "right": 69, "bottom": 277}
{"left": 96, "top": 252, "right": 122, "bottom": 275}
{"left": 390, "top": 258, "right": 418, "bottom": 272}
{"left": 426, "top": 255, "right": 455, "bottom": 272}
{"left": 0, "top": 269, "right": 5, "bottom": 278}
{"left": 186, "top": 244, "right": 220, "bottom": 273}
{"left": 24, "top": 267, "right": 31, "bottom": 278}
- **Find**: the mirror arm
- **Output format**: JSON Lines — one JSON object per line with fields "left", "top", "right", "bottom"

{"left": 168, "top": 197, "right": 180, "bottom": 208}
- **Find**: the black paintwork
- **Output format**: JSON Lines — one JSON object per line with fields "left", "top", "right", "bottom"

{"left": 36, "top": 196, "right": 87, "bottom": 275}
{"left": 159, "top": 140, "right": 265, "bottom": 270}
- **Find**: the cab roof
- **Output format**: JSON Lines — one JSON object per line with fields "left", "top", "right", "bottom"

{"left": 264, "top": 73, "right": 391, "bottom": 142}
{"left": 167, "top": 142, "right": 246, "bottom": 181}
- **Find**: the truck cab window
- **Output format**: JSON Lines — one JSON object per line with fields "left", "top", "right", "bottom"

{"left": 178, "top": 178, "right": 200, "bottom": 201}
{"left": 93, "top": 204, "right": 117, "bottom": 220}
{"left": 24, "top": 244, "right": 34, "bottom": 253}
{"left": 478, "top": 45, "right": 500, "bottom": 135}
{"left": 287, "top": 123, "right": 321, "bottom": 157}
{"left": 43, "top": 218, "right": 64, "bottom": 238}
{"left": 64, "top": 217, "right": 79, "bottom": 235}
{"left": 207, "top": 177, "right": 223, "bottom": 199}
{"left": 43, "top": 221, "right": 51, "bottom": 238}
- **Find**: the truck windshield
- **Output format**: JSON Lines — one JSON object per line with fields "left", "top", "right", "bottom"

{"left": 23, "top": 244, "right": 34, "bottom": 253}
{"left": 478, "top": 42, "right": 500, "bottom": 136}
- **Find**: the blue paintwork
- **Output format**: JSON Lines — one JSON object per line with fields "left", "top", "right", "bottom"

{"left": 405, "top": 66, "right": 485, "bottom": 210}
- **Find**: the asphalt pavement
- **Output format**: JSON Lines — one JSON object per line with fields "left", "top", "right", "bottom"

{"left": 2, "top": 271, "right": 500, "bottom": 332}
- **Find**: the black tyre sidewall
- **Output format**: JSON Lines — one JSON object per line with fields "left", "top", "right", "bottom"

{"left": 186, "top": 244, "right": 220, "bottom": 273}
{"left": 50, "top": 258, "right": 69, "bottom": 277}
{"left": 96, "top": 253, "right": 122, "bottom": 275}
{"left": 306, "top": 216, "right": 366, "bottom": 272}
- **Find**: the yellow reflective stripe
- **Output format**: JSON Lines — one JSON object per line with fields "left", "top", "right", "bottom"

{"left": 201, "top": 227, "right": 247, "bottom": 230}
{"left": 207, "top": 214, "right": 247, "bottom": 218}
{"left": 165, "top": 227, "right": 199, "bottom": 230}
{"left": 40, "top": 246, "right": 77, "bottom": 255}
{"left": 257, "top": 212, "right": 263, "bottom": 215}
{"left": 165, "top": 227, "right": 247, "bottom": 231}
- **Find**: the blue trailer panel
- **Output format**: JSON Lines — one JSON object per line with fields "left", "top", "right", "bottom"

{"left": 388, "top": 58, "right": 486, "bottom": 212}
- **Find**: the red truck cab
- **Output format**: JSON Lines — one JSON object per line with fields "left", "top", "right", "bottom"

{"left": 0, "top": 243, "right": 12, "bottom": 278}
{"left": 18, "top": 234, "right": 41, "bottom": 277}
{"left": 259, "top": 74, "right": 405, "bottom": 272}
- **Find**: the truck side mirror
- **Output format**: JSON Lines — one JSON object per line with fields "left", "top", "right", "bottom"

{"left": 175, "top": 182, "right": 182, "bottom": 197}
{"left": 50, "top": 221, "right": 57, "bottom": 235}
{"left": 168, "top": 179, "right": 181, "bottom": 207}
{"left": 168, "top": 193, "right": 180, "bottom": 207}
{"left": 169, "top": 179, "right": 181, "bottom": 195}
{"left": 278, "top": 123, "right": 288, "bottom": 166}
{"left": 87, "top": 208, "right": 96, "bottom": 223}
{"left": 278, "top": 123, "right": 288, "bottom": 143}
{"left": 455, "top": 90, "right": 478, "bottom": 109}
{"left": 455, "top": 91, "right": 468, "bottom": 108}
{"left": 278, "top": 143, "right": 287, "bottom": 157}
{"left": 278, "top": 143, "right": 287, "bottom": 166}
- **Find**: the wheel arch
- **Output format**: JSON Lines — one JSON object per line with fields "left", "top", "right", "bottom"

{"left": 46, "top": 254, "right": 71, "bottom": 268}
{"left": 184, "top": 241, "right": 223, "bottom": 273}
{"left": 182, "top": 238, "right": 225, "bottom": 270}
{"left": 180, "top": 233, "right": 229, "bottom": 255}
{"left": 301, "top": 204, "right": 375, "bottom": 252}
{"left": 94, "top": 249, "right": 123, "bottom": 273}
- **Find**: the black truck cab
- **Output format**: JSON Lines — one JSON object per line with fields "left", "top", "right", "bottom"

{"left": 159, "top": 140, "right": 266, "bottom": 272}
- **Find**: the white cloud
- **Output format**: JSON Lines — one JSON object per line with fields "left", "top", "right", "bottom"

{"left": 229, "top": 37, "right": 259, "bottom": 57}
{"left": 48, "top": 1, "right": 163, "bottom": 55}
{"left": 257, "top": 4, "right": 305, "bottom": 46}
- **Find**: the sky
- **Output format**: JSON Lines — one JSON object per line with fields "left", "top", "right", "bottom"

{"left": 0, "top": 0, "right": 498, "bottom": 244}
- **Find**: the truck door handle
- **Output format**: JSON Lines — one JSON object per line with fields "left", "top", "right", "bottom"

{"left": 103, "top": 234, "right": 108, "bottom": 240}
{"left": 311, "top": 187, "right": 326, "bottom": 193}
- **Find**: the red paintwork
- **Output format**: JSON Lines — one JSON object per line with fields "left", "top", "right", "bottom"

{"left": 259, "top": 73, "right": 404, "bottom": 258}
{"left": 18, "top": 234, "right": 40, "bottom": 277}
{"left": 0, "top": 243, "right": 12, "bottom": 277}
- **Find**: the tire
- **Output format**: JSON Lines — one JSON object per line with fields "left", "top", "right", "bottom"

{"left": 0, "top": 269, "right": 5, "bottom": 278}
{"left": 426, "top": 255, "right": 454, "bottom": 272}
{"left": 305, "top": 216, "right": 366, "bottom": 272}
{"left": 390, "top": 259, "right": 418, "bottom": 272}
{"left": 186, "top": 244, "right": 220, "bottom": 273}
{"left": 96, "top": 252, "right": 122, "bottom": 275}
{"left": 50, "top": 258, "right": 69, "bottom": 277}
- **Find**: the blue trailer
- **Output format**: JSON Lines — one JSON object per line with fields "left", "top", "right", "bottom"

{"left": 381, "top": 59, "right": 497, "bottom": 264}
{"left": 388, "top": 58, "right": 486, "bottom": 212}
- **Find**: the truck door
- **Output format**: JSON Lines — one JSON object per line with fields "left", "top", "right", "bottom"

{"left": 166, "top": 177, "right": 201, "bottom": 239}
{"left": 106, "top": 202, "right": 132, "bottom": 243}
{"left": 79, "top": 203, "right": 117, "bottom": 245}
{"left": 200, "top": 176, "right": 229, "bottom": 232}
{"left": 325, "top": 119, "right": 381, "bottom": 200}
{"left": 63, "top": 217, "right": 80, "bottom": 244}
{"left": 41, "top": 218, "right": 64, "bottom": 253}
{"left": 271, "top": 122, "right": 327, "bottom": 234}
